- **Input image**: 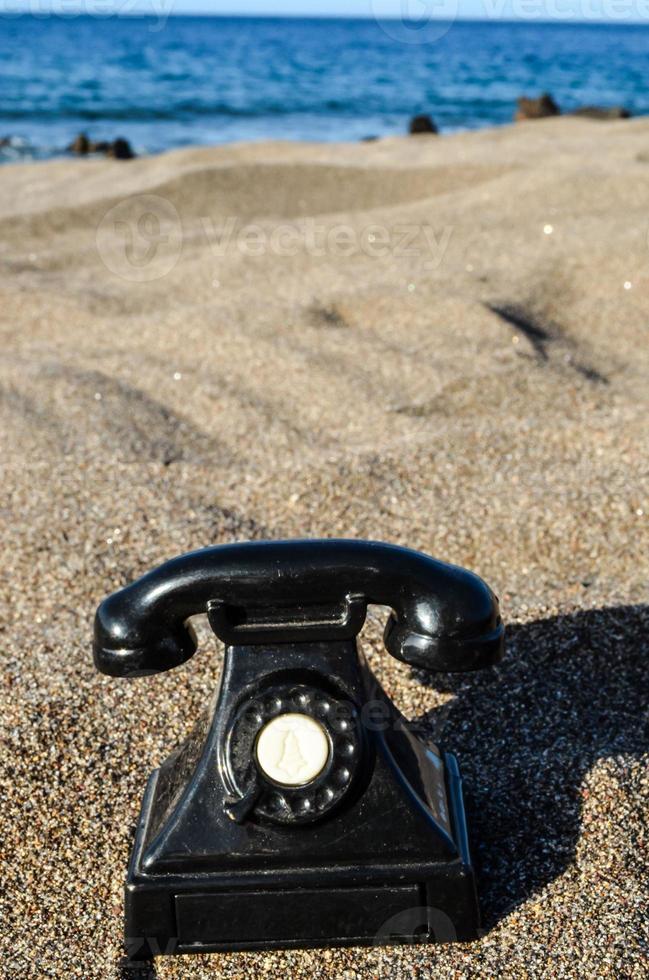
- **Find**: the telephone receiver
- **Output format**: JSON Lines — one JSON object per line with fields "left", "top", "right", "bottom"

{"left": 94, "top": 539, "right": 503, "bottom": 677}
{"left": 93, "top": 540, "right": 504, "bottom": 960}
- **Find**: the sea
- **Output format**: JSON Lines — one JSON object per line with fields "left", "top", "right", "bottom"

{"left": 1, "top": 13, "right": 648, "bottom": 162}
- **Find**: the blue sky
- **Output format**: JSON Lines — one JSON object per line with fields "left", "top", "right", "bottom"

{"left": 153, "top": 1, "right": 491, "bottom": 13}
{"left": 117, "top": 1, "right": 649, "bottom": 17}
{"left": 5, "top": 0, "right": 649, "bottom": 22}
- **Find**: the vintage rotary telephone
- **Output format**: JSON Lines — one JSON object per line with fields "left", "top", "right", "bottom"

{"left": 93, "top": 540, "right": 504, "bottom": 960}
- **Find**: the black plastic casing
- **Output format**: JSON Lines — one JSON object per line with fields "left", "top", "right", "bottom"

{"left": 92, "top": 540, "right": 504, "bottom": 959}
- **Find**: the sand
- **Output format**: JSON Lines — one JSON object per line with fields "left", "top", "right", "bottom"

{"left": 1, "top": 116, "right": 647, "bottom": 978}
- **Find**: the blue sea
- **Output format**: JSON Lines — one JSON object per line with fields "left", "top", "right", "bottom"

{"left": 1, "top": 14, "right": 648, "bottom": 162}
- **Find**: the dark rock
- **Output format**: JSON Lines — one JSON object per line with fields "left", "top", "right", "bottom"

{"left": 569, "top": 106, "right": 631, "bottom": 120}
{"left": 67, "top": 132, "right": 91, "bottom": 155}
{"left": 515, "top": 93, "right": 560, "bottom": 121}
{"left": 361, "top": 135, "right": 379, "bottom": 142}
{"left": 66, "top": 133, "right": 136, "bottom": 159}
{"left": 409, "top": 114, "right": 438, "bottom": 136}
{"left": 107, "top": 137, "right": 136, "bottom": 160}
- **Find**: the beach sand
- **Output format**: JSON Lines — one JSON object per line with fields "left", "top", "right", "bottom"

{"left": 1, "top": 116, "right": 647, "bottom": 978}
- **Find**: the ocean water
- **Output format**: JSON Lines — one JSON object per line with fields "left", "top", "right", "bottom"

{"left": 1, "top": 14, "right": 648, "bottom": 162}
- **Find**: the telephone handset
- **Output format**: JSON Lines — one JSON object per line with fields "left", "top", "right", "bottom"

{"left": 94, "top": 538, "right": 503, "bottom": 676}
{"left": 93, "top": 540, "right": 504, "bottom": 960}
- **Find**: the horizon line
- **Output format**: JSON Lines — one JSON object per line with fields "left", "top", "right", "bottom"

{"left": 2, "top": 10, "right": 649, "bottom": 27}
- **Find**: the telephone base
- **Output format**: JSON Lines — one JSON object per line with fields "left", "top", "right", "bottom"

{"left": 123, "top": 753, "right": 480, "bottom": 960}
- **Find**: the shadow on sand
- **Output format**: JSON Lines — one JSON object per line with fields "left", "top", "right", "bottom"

{"left": 414, "top": 604, "right": 648, "bottom": 928}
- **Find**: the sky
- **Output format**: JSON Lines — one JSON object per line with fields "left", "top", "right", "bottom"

{"left": 149, "top": 1, "right": 493, "bottom": 14}
{"left": 4, "top": 0, "right": 649, "bottom": 23}
{"left": 112, "top": 1, "right": 649, "bottom": 18}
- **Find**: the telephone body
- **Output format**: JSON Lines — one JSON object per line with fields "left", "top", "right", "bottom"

{"left": 93, "top": 540, "right": 504, "bottom": 958}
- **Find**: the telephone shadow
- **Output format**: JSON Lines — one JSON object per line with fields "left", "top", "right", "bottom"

{"left": 413, "top": 604, "right": 649, "bottom": 929}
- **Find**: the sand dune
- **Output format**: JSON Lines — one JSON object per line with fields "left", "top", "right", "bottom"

{"left": 1, "top": 117, "right": 647, "bottom": 978}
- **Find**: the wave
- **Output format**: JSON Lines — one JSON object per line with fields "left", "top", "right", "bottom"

{"left": 0, "top": 103, "right": 358, "bottom": 122}
{"left": 0, "top": 93, "right": 521, "bottom": 125}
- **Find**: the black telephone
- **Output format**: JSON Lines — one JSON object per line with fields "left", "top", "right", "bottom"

{"left": 94, "top": 539, "right": 504, "bottom": 960}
